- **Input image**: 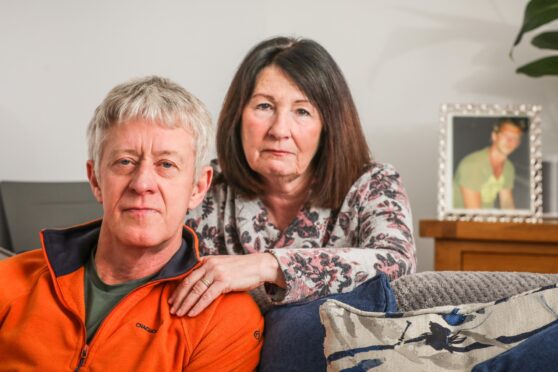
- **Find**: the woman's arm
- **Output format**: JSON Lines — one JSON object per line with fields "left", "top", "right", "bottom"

{"left": 267, "top": 164, "right": 416, "bottom": 303}
{"left": 173, "top": 163, "right": 415, "bottom": 313}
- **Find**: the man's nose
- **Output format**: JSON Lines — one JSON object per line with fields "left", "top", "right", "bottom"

{"left": 129, "top": 162, "right": 157, "bottom": 194}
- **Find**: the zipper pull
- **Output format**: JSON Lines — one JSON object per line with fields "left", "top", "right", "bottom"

{"left": 75, "top": 344, "right": 89, "bottom": 371}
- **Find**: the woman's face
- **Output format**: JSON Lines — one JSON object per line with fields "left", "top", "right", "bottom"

{"left": 241, "top": 65, "right": 322, "bottom": 185}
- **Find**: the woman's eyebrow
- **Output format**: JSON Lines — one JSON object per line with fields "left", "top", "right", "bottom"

{"left": 251, "top": 93, "right": 275, "bottom": 101}
{"left": 251, "top": 93, "right": 310, "bottom": 104}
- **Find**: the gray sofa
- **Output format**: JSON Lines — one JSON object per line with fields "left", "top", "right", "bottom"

{"left": 391, "top": 270, "right": 558, "bottom": 312}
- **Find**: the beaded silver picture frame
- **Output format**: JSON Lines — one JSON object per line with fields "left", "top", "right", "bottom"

{"left": 438, "top": 103, "right": 542, "bottom": 223}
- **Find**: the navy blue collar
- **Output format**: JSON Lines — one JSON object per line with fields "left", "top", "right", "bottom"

{"left": 41, "top": 220, "right": 199, "bottom": 280}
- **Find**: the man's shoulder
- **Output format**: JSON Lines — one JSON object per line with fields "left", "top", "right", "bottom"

{"left": 215, "top": 292, "right": 262, "bottom": 315}
{"left": 503, "top": 158, "right": 516, "bottom": 179}
{"left": 460, "top": 148, "right": 488, "bottom": 166}
{"left": 0, "top": 250, "right": 49, "bottom": 302}
{"left": 504, "top": 158, "right": 516, "bottom": 170}
{"left": 0, "top": 249, "right": 46, "bottom": 275}
{"left": 207, "top": 292, "right": 263, "bottom": 327}
{"left": 181, "top": 291, "right": 262, "bottom": 341}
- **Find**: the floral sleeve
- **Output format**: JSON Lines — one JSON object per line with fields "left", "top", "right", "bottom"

{"left": 186, "top": 162, "right": 416, "bottom": 306}
{"left": 267, "top": 164, "right": 416, "bottom": 304}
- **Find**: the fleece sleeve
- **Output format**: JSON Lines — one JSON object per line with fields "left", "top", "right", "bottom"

{"left": 184, "top": 292, "right": 264, "bottom": 371}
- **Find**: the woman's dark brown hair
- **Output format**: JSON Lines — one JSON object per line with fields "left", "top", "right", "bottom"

{"left": 216, "top": 36, "right": 372, "bottom": 209}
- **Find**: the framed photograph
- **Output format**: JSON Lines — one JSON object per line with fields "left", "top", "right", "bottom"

{"left": 438, "top": 103, "right": 543, "bottom": 223}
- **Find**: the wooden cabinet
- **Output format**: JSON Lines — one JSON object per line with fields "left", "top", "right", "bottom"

{"left": 419, "top": 219, "right": 558, "bottom": 273}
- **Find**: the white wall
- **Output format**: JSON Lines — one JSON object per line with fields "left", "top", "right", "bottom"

{"left": 1, "top": 0, "right": 557, "bottom": 271}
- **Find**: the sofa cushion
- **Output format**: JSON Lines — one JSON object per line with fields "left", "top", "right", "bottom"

{"left": 472, "top": 320, "right": 558, "bottom": 371}
{"left": 320, "top": 284, "right": 558, "bottom": 371}
{"left": 259, "top": 274, "right": 397, "bottom": 372}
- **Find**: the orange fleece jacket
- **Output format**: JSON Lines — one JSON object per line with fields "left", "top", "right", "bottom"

{"left": 0, "top": 221, "right": 263, "bottom": 371}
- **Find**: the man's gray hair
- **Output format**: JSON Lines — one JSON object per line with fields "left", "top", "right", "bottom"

{"left": 87, "top": 76, "right": 212, "bottom": 179}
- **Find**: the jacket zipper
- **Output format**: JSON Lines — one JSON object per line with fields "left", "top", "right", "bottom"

{"left": 70, "top": 269, "right": 198, "bottom": 369}
{"left": 39, "top": 223, "right": 203, "bottom": 370}
{"left": 75, "top": 344, "right": 89, "bottom": 371}
{"left": 45, "top": 239, "right": 202, "bottom": 370}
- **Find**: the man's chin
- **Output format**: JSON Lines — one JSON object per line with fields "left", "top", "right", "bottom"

{"left": 102, "top": 219, "right": 182, "bottom": 250}
{"left": 121, "top": 238, "right": 164, "bottom": 249}
{"left": 115, "top": 228, "right": 174, "bottom": 250}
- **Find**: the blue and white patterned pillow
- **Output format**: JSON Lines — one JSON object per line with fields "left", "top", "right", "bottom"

{"left": 320, "top": 284, "right": 558, "bottom": 371}
{"left": 259, "top": 274, "right": 397, "bottom": 372}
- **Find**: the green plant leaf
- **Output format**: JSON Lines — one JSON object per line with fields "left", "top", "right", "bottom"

{"left": 516, "top": 55, "right": 558, "bottom": 76}
{"left": 532, "top": 31, "right": 558, "bottom": 49}
{"left": 512, "top": 0, "right": 558, "bottom": 48}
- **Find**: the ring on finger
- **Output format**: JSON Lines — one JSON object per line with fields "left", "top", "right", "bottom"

{"left": 200, "top": 277, "right": 212, "bottom": 287}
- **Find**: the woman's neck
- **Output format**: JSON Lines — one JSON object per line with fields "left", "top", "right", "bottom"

{"left": 261, "top": 174, "right": 312, "bottom": 231}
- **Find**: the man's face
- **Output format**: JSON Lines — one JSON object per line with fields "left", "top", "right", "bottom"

{"left": 87, "top": 118, "right": 211, "bottom": 249}
{"left": 491, "top": 123, "right": 523, "bottom": 157}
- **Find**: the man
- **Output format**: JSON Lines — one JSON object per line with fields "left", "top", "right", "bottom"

{"left": 0, "top": 76, "right": 263, "bottom": 370}
{"left": 453, "top": 118, "right": 525, "bottom": 209}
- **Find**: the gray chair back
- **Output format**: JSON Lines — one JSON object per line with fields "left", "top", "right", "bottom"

{"left": 0, "top": 187, "right": 11, "bottom": 250}
{"left": 0, "top": 181, "right": 103, "bottom": 253}
{"left": 0, "top": 246, "right": 14, "bottom": 260}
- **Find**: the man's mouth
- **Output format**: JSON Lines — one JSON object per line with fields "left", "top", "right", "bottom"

{"left": 123, "top": 207, "right": 159, "bottom": 215}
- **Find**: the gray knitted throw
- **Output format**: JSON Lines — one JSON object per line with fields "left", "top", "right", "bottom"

{"left": 391, "top": 271, "right": 558, "bottom": 312}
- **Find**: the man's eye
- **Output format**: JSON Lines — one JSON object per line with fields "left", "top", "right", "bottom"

{"left": 119, "top": 159, "right": 132, "bottom": 165}
{"left": 161, "top": 161, "right": 174, "bottom": 169}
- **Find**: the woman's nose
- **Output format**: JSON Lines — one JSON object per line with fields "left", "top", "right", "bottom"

{"left": 267, "top": 110, "right": 291, "bottom": 140}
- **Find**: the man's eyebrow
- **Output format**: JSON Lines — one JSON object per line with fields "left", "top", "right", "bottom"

{"left": 108, "top": 149, "right": 185, "bottom": 161}
{"left": 154, "top": 150, "right": 184, "bottom": 160}
{"left": 108, "top": 149, "right": 139, "bottom": 157}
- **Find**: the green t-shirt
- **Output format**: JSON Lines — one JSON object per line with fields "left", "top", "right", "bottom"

{"left": 84, "top": 250, "right": 155, "bottom": 342}
{"left": 453, "top": 147, "right": 515, "bottom": 209}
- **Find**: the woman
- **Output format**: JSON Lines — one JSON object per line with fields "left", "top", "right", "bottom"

{"left": 169, "top": 36, "right": 416, "bottom": 316}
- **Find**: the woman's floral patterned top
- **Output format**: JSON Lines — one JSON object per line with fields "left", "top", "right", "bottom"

{"left": 185, "top": 161, "right": 416, "bottom": 304}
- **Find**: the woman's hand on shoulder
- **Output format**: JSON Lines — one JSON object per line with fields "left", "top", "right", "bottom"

{"left": 168, "top": 252, "right": 285, "bottom": 317}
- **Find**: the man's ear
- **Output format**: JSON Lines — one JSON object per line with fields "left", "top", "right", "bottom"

{"left": 87, "top": 160, "right": 103, "bottom": 204}
{"left": 188, "top": 166, "right": 213, "bottom": 210}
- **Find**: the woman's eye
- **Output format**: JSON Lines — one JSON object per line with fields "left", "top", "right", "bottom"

{"left": 255, "top": 102, "right": 272, "bottom": 110}
{"left": 160, "top": 161, "right": 174, "bottom": 169}
{"left": 296, "top": 108, "right": 311, "bottom": 116}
